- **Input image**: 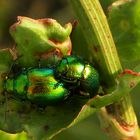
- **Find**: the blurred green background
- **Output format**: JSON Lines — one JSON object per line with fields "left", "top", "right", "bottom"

{"left": 0, "top": 0, "right": 139, "bottom": 140}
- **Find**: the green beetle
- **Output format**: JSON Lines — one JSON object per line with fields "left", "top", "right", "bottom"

{"left": 4, "top": 68, "right": 69, "bottom": 106}
{"left": 55, "top": 55, "right": 100, "bottom": 98}
{"left": 3, "top": 55, "right": 99, "bottom": 106}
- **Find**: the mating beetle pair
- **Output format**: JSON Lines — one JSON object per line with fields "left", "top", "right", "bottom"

{"left": 3, "top": 55, "right": 100, "bottom": 106}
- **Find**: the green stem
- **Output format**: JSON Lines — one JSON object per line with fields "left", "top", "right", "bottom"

{"left": 70, "top": 0, "right": 140, "bottom": 139}
{"left": 70, "top": 0, "right": 122, "bottom": 87}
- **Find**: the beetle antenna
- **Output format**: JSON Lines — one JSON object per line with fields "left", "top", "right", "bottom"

{"left": 7, "top": 55, "right": 23, "bottom": 76}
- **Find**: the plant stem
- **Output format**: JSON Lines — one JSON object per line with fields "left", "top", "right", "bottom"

{"left": 70, "top": 0, "right": 122, "bottom": 87}
{"left": 70, "top": 0, "right": 140, "bottom": 139}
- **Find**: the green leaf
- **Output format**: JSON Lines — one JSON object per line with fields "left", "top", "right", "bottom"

{"left": 108, "top": 0, "right": 140, "bottom": 68}
{"left": 88, "top": 64, "right": 140, "bottom": 108}
{"left": 10, "top": 16, "right": 72, "bottom": 67}
{"left": 0, "top": 92, "right": 88, "bottom": 140}
{"left": 49, "top": 105, "right": 97, "bottom": 140}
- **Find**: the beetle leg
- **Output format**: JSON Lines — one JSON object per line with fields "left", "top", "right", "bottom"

{"left": 53, "top": 82, "right": 61, "bottom": 89}
{"left": 79, "top": 91, "right": 90, "bottom": 99}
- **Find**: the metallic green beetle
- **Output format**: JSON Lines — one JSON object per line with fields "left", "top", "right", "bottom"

{"left": 55, "top": 55, "right": 100, "bottom": 98}
{"left": 4, "top": 68, "right": 69, "bottom": 106}
{"left": 4, "top": 55, "right": 99, "bottom": 106}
